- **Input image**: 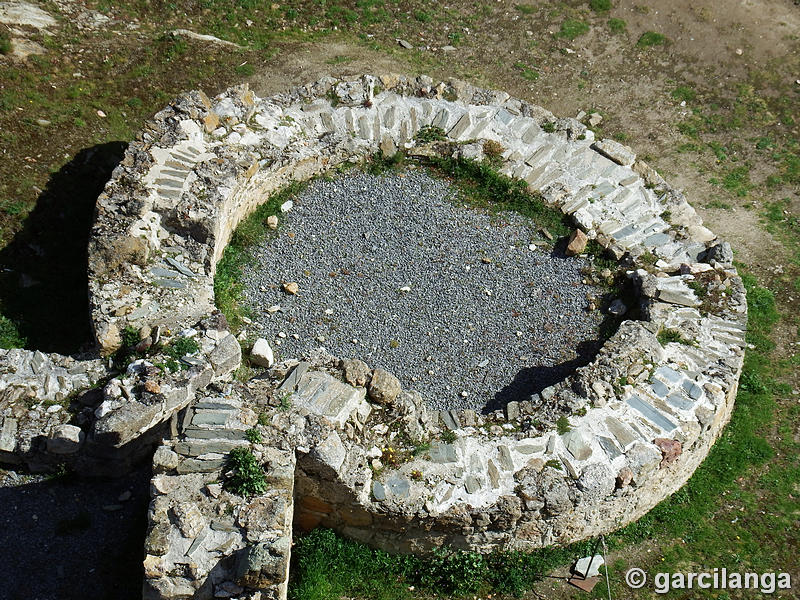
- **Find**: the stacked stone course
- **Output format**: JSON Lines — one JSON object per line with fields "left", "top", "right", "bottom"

{"left": 0, "top": 75, "right": 746, "bottom": 600}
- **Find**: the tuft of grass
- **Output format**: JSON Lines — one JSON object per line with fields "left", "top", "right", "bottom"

{"left": 513, "top": 61, "right": 539, "bottom": 81}
{"left": 426, "top": 156, "right": 571, "bottom": 239}
{"left": 235, "top": 63, "right": 255, "bottom": 77}
{"left": 671, "top": 85, "right": 696, "bottom": 102}
{"left": 224, "top": 447, "right": 267, "bottom": 497}
{"left": 637, "top": 31, "right": 666, "bottom": 47}
{"left": 440, "top": 429, "right": 457, "bottom": 443}
{"left": 165, "top": 335, "right": 200, "bottom": 361}
{"left": 0, "top": 32, "right": 10, "bottom": 55}
{"left": 556, "top": 19, "right": 590, "bottom": 40}
{"left": 556, "top": 415, "right": 571, "bottom": 434}
{"left": 0, "top": 312, "right": 25, "bottom": 348}
{"left": 607, "top": 17, "right": 626, "bottom": 33}
{"left": 589, "top": 0, "right": 612, "bottom": 12}
{"left": 245, "top": 427, "right": 263, "bottom": 444}
{"left": 414, "top": 124, "right": 447, "bottom": 143}
{"left": 657, "top": 328, "right": 692, "bottom": 346}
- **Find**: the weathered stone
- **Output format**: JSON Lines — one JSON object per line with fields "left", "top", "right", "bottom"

{"left": 566, "top": 229, "right": 589, "bottom": 256}
{"left": 153, "top": 446, "right": 180, "bottom": 472}
{"left": 505, "top": 401, "right": 520, "bottom": 421}
{"left": 561, "top": 430, "right": 592, "bottom": 461}
{"left": 616, "top": 466, "right": 633, "bottom": 488}
{"left": 310, "top": 430, "right": 346, "bottom": 471}
{"left": 145, "top": 522, "right": 172, "bottom": 556}
{"left": 172, "top": 502, "right": 206, "bottom": 538}
{"left": 342, "top": 358, "right": 371, "bottom": 387}
{"left": 209, "top": 334, "right": 241, "bottom": 375}
{"left": 654, "top": 438, "right": 682, "bottom": 465}
{"left": 429, "top": 441, "right": 457, "bottom": 463}
{"left": 626, "top": 443, "right": 662, "bottom": 484}
{"left": 368, "top": 368, "right": 401, "bottom": 405}
{"left": 0, "top": 417, "right": 18, "bottom": 453}
{"left": 574, "top": 555, "right": 604, "bottom": 578}
{"left": 592, "top": 138, "right": 635, "bottom": 166}
{"left": 282, "top": 281, "right": 299, "bottom": 295}
{"left": 464, "top": 475, "right": 481, "bottom": 494}
{"left": 250, "top": 338, "right": 275, "bottom": 368}
{"left": 47, "top": 424, "right": 84, "bottom": 454}
{"left": 386, "top": 475, "right": 411, "bottom": 498}
{"left": 372, "top": 480, "right": 386, "bottom": 501}
{"left": 577, "top": 463, "right": 615, "bottom": 499}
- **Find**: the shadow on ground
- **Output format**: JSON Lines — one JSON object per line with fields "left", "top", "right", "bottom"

{"left": 0, "top": 142, "right": 127, "bottom": 355}
{"left": 0, "top": 465, "right": 150, "bottom": 600}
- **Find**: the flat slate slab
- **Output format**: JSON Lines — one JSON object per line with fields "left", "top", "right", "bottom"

{"left": 292, "top": 370, "right": 366, "bottom": 427}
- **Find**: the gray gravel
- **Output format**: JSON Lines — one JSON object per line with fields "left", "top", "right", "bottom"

{"left": 242, "top": 168, "right": 605, "bottom": 412}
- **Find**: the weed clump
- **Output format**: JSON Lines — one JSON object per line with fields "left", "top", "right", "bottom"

{"left": 225, "top": 447, "right": 267, "bottom": 497}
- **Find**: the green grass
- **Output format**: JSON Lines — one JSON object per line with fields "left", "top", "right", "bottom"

{"left": 607, "top": 18, "right": 626, "bottom": 33}
{"left": 0, "top": 312, "right": 25, "bottom": 348}
{"left": 515, "top": 4, "right": 536, "bottom": 15}
{"left": 214, "top": 182, "right": 307, "bottom": 332}
{"left": 671, "top": 85, "right": 696, "bottom": 102}
{"left": 556, "top": 19, "right": 590, "bottom": 40}
{"left": 0, "top": 32, "right": 10, "bottom": 55}
{"left": 636, "top": 31, "right": 666, "bottom": 47}
{"left": 513, "top": 61, "right": 539, "bottom": 81}
{"left": 589, "top": 0, "right": 612, "bottom": 12}
{"left": 245, "top": 427, "right": 263, "bottom": 444}
{"left": 656, "top": 328, "right": 692, "bottom": 346}
{"left": 224, "top": 447, "right": 268, "bottom": 497}
{"left": 425, "top": 156, "right": 571, "bottom": 239}
{"left": 556, "top": 415, "right": 570, "bottom": 434}
{"left": 709, "top": 165, "right": 752, "bottom": 197}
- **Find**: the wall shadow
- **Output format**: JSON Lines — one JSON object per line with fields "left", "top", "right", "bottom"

{"left": 0, "top": 465, "right": 150, "bottom": 600}
{"left": 0, "top": 142, "right": 127, "bottom": 355}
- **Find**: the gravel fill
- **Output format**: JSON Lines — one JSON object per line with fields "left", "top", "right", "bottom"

{"left": 242, "top": 168, "right": 606, "bottom": 412}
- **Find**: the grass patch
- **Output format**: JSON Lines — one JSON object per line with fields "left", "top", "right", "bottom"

{"left": 515, "top": 4, "right": 536, "bottom": 15}
{"left": 224, "top": 447, "right": 267, "bottom": 497}
{"left": 710, "top": 165, "right": 752, "bottom": 197}
{"left": 589, "top": 0, "right": 612, "bottom": 12}
{"left": 513, "top": 61, "right": 539, "bottom": 81}
{"left": 657, "top": 328, "right": 692, "bottom": 346}
{"left": 607, "top": 17, "right": 626, "bottom": 33}
{"left": 636, "top": 31, "right": 666, "bottom": 47}
{"left": 0, "top": 32, "right": 10, "bottom": 55}
{"left": 214, "top": 182, "right": 307, "bottom": 332}
{"left": 556, "top": 415, "right": 570, "bottom": 434}
{"left": 671, "top": 85, "right": 696, "bottom": 102}
{"left": 0, "top": 311, "right": 25, "bottom": 348}
{"left": 556, "top": 19, "right": 590, "bottom": 40}
{"left": 245, "top": 427, "right": 263, "bottom": 444}
{"left": 425, "top": 156, "right": 571, "bottom": 239}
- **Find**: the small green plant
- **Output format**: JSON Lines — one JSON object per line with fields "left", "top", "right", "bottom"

{"left": 413, "top": 9, "right": 431, "bottom": 22}
{"left": 440, "top": 429, "right": 457, "bottom": 443}
{"left": 245, "top": 427, "right": 263, "bottom": 444}
{"left": 225, "top": 447, "right": 267, "bottom": 497}
{"left": 607, "top": 18, "right": 626, "bottom": 33}
{"left": 556, "top": 415, "right": 571, "bottom": 434}
{"left": 235, "top": 63, "right": 255, "bottom": 77}
{"left": 590, "top": 0, "right": 612, "bottom": 12}
{"left": 657, "top": 328, "right": 692, "bottom": 346}
{"left": 412, "top": 441, "right": 431, "bottom": 456}
{"left": 165, "top": 335, "right": 199, "bottom": 360}
{"left": 557, "top": 19, "right": 589, "bottom": 40}
{"left": 415, "top": 124, "right": 447, "bottom": 143}
{"left": 544, "top": 458, "right": 563, "bottom": 470}
{"left": 0, "top": 32, "right": 10, "bottom": 55}
{"left": 513, "top": 61, "right": 539, "bottom": 81}
{"left": 277, "top": 390, "right": 292, "bottom": 411}
{"left": 671, "top": 85, "right": 696, "bottom": 103}
{"left": 482, "top": 139, "right": 505, "bottom": 163}
{"left": 257, "top": 412, "right": 270, "bottom": 426}
{"left": 637, "top": 31, "right": 666, "bottom": 47}
{"left": 541, "top": 121, "right": 556, "bottom": 133}
{"left": 410, "top": 469, "right": 423, "bottom": 481}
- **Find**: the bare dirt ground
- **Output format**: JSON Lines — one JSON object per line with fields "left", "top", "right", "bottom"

{"left": 0, "top": 0, "right": 798, "bottom": 598}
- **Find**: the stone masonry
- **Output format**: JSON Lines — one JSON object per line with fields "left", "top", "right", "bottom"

{"left": 0, "top": 75, "right": 746, "bottom": 600}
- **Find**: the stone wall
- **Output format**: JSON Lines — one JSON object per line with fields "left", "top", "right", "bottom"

{"left": 0, "top": 74, "right": 746, "bottom": 600}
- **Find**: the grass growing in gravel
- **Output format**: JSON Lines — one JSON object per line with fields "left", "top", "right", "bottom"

{"left": 636, "top": 31, "right": 666, "bottom": 47}
{"left": 214, "top": 182, "right": 307, "bottom": 332}
{"left": 425, "top": 156, "right": 571, "bottom": 239}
